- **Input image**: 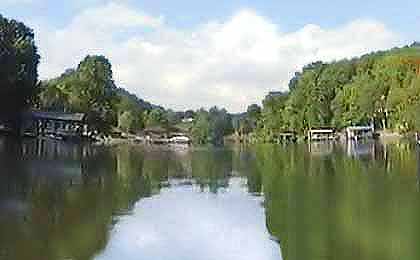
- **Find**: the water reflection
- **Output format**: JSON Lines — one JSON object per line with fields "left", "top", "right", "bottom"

{"left": 0, "top": 138, "right": 134, "bottom": 260}
{"left": 0, "top": 139, "right": 276, "bottom": 260}
{"left": 345, "top": 140, "right": 376, "bottom": 159}
{"left": 2, "top": 139, "right": 420, "bottom": 260}
{"left": 259, "top": 142, "right": 420, "bottom": 260}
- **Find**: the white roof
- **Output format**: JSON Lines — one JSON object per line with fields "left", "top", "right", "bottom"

{"left": 346, "top": 126, "right": 373, "bottom": 131}
{"left": 309, "top": 129, "right": 334, "bottom": 133}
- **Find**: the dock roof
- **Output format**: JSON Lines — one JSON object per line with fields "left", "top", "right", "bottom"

{"left": 28, "top": 111, "right": 86, "bottom": 122}
{"left": 346, "top": 126, "right": 374, "bottom": 131}
{"left": 309, "top": 129, "right": 334, "bottom": 134}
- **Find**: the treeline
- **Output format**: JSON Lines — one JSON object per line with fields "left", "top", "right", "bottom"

{"left": 37, "top": 54, "right": 236, "bottom": 143}
{"left": 238, "top": 43, "right": 420, "bottom": 142}
{"left": 37, "top": 55, "right": 166, "bottom": 133}
{"left": 191, "top": 107, "right": 233, "bottom": 145}
{"left": 0, "top": 14, "right": 234, "bottom": 143}
{"left": 3, "top": 13, "right": 420, "bottom": 144}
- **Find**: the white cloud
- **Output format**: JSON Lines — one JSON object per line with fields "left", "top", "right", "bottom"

{"left": 33, "top": 3, "right": 401, "bottom": 112}
{"left": 71, "top": 2, "right": 164, "bottom": 29}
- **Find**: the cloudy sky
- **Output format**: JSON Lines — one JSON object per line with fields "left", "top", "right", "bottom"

{"left": 2, "top": 0, "right": 419, "bottom": 112}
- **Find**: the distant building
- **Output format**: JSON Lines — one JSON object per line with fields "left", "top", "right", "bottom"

{"left": 345, "top": 125, "right": 374, "bottom": 140}
{"left": 307, "top": 129, "right": 336, "bottom": 141}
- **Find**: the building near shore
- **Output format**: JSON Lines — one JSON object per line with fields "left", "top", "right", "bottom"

{"left": 307, "top": 129, "right": 336, "bottom": 141}
{"left": 23, "top": 111, "right": 88, "bottom": 140}
{"left": 345, "top": 125, "right": 374, "bottom": 140}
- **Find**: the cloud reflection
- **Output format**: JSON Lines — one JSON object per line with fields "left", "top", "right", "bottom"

{"left": 95, "top": 178, "right": 281, "bottom": 260}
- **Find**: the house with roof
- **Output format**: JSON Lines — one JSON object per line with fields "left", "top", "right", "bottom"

{"left": 23, "top": 111, "right": 88, "bottom": 140}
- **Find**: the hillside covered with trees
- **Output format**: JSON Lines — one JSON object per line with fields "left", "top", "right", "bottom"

{"left": 37, "top": 55, "right": 167, "bottom": 134}
{"left": 248, "top": 43, "right": 420, "bottom": 142}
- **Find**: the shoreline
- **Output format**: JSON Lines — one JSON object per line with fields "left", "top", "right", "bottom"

{"left": 225, "top": 130, "right": 413, "bottom": 145}
{"left": 1, "top": 129, "right": 415, "bottom": 148}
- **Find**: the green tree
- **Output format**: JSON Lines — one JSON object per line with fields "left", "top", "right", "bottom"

{"left": 143, "top": 108, "right": 168, "bottom": 128}
{"left": 39, "top": 55, "right": 119, "bottom": 132}
{"left": 254, "top": 44, "right": 420, "bottom": 139}
{"left": 37, "top": 82, "right": 69, "bottom": 112}
{"left": 247, "top": 104, "right": 261, "bottom": 121}
{"left": 0, "top": 15, "right": 40, "bottom": 131}
{"left": 73, "top": 55, "right": 118, "bottom": 131}
{"left": 191, "top": 109, "right": 210, "bottom": 144}
{"left": 118, "top": 111, "right": 136, "bottom": 133}
{"left": 191, "top": 107, "right": 233, "bottom": 145}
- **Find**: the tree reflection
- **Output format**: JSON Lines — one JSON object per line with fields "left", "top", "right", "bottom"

{"left": 257, "top": 142, "right": 420, "bottom": 260}
{"left": 3, "top": 139, "right": 420, "bottom": 260}
{"left": 0, "top": 141, "right": 237, "bottom": 260}
{"left": 0, "top": 140, "right": 148, "bottom": 260}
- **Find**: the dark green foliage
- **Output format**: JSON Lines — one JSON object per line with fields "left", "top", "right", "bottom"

{"left": 0, "top": 15, "right": 40, "bottom": 127}
{"left": 143, "top": 108, "right": 168, "bottom": 128}
{"left": 116, "top": 88, "right": 160, "bottom": 112}
{"left": 118, "top": 110, "right": 142, "bottom": 133}
{"left": 38, "top": 55, "right": 118, "bottom": 132}
{"left": 191, "top": 107, "right": 233, "bottom": 145}
{"left": 231, "top": 104, "right": 262, "bottom": 139}
{"left": 247, "top": 104, "right": 261, "bottom": 120}
{"left": 191, "top": 109, "right": 211, "bottom": 144}
{"left": 38, "top": 55, "right": 168, "bottom": 134}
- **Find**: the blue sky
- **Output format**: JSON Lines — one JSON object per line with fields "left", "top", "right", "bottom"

{"left": 2, "top": 0, "right": 418, "bottom": 112}
{"left": 4, "top": 0, "right": 419, "bottom": 37}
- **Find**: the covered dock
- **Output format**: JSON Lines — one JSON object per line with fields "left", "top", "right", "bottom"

{"left": 307, "top": 129, "right": 336, "bottom": 141}
{"left": 345, "top": 125, "right": 374, "bottom": 140}
{"left": 23, "top": 111, "right": 87, "bottom": 140}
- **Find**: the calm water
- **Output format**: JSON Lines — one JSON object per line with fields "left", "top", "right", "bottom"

{"left": 1, "top": 138, "right": 420, "bottom": 260}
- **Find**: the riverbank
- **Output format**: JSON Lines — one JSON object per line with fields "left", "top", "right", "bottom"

{"left": 225, "top": 129, "right": 414, "bottom": 145}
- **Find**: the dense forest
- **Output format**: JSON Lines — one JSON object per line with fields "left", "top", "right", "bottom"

{"left": 238, "top": 43, "right": 420, "bottom": 142}
{"left": 1, "top": 13, "right": 420, "bottom": 144}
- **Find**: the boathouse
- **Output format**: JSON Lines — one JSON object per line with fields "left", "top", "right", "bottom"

{"left": 23, "top": 111, "right": 87, "bottom": 139}
{"left": 307, "top": 129, "right": 336, "bottom": 141}
{"left": 345, "top": 125, "right": 374, "bottom": 140}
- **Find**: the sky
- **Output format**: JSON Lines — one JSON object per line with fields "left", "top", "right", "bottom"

{"left": 2, "top": 0, "right": 419, "bottom": 112}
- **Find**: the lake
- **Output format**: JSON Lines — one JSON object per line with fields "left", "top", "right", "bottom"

{"left": 1, "top": 138, "right": 420, "bottom": 260}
